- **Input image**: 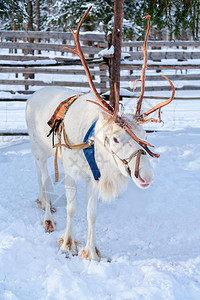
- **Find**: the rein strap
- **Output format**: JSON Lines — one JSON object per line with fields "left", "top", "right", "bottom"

{"left": 53, "top": 127, "right": 92, "bottom": 150}
{"left": 53, "top": 127, "right": 92, "bottom": 183}
{"left": 47, "top": 94, "right": 92, "bottom": 182}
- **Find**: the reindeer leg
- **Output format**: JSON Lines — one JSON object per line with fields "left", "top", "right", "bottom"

{"left": 81, "top": 179, "right": 101, "bottom": 261}
{"left": 59, "top": 173, "right": 77, "bottom": 255}
{"left": 36, "top": 158, "right": 56, "bottom": 232}
{"left": 35, "top": 160, "right": 46, "bottom": 210}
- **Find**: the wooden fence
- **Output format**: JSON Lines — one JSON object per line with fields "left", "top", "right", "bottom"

{"left": 0, "top": 30, "right": 200, "bottom": 101}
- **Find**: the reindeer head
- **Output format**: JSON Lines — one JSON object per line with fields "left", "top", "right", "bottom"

{"left": 63, "top": 6, "right": 175, "bottom": 189}
{"left": 98, "top": 111, "right": 154, "bottom": 189}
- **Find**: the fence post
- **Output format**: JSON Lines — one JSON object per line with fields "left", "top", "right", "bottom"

{"left": 99, "top": 65, "right": 107, "bottom": 94}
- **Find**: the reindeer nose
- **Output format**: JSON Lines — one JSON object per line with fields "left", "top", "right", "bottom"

{"left": 138, "top": 167, "right": 154, "bottom": 184}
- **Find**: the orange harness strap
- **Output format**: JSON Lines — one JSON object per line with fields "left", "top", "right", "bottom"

{"left": 47, "top": 94, "right": 92, "bottom": 183}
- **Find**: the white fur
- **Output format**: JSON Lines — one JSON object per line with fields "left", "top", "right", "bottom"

{"left": 26, "top": 86, "right": 154, "bottom": 260}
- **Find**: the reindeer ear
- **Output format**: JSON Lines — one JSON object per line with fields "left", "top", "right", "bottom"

{"left": 99, "top": 111, "right": 112, "bottom": 125}
{"left": 99, "top": 111, "right": 113, "bottom": 133}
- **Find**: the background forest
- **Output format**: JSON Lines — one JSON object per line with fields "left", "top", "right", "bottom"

{"left": 0, "top": 0, "right": 199, "bottom": 40}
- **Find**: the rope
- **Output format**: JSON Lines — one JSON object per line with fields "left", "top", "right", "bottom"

{"left": 47, "top": 94, "right": 93, "bottom": 182}
{"left": 53, "top": 127, "right": 91, "bottom": 150}
{"left": 134, "top": 149, "right": 143, "bottom": 178}
{"left": 54, "top": 147, "right": 59, "bottom": 183}
{"left": 53, "top": 125, "right": 92, "bottom": 182}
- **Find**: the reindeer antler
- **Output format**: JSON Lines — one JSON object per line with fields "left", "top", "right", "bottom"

{"left": 138, "top": 75, "right": 175, "bottom": 124}
{"left": 62, "top": 6, "right": 162, "bottom": 158}
{"left": 134, "top": 13, "right": 175, "bottom": 124}
{"left": 135, "top": 14, "right": 151, "bottom": 118}
{"left": 62, "top": 6, "right": 114, "bottom": 116}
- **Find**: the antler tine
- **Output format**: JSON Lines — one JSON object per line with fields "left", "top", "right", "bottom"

{"left": 62, "top": 7, "right": 160, "bottom": 158}
{"left": 76, "top": 6, "right": 92, "bottom": 36}
{"left": 62, "top": 6, "right": 92, "bottom": 54}
{"left": 135, "top": 14, "right": 151, "bottom": 119}
{"left": 123, "top": 124, "right": 160, "bottom": 158}
{"left": 62, "top": 5, "right": 114, "bottom": 115}
{"left": 143, "top": 75, "right": 175, "bottom": 117}
{"left": 87, "top": 100, "right": 113, "bottom": 115}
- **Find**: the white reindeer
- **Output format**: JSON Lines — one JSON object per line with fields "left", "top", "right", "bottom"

{"left": 26, "top": 7, "right": 175, "bottom": 261}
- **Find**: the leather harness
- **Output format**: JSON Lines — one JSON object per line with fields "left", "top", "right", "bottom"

{"left": 47, "top": 95, "right": 92, "bottom": 182}
{"left": 104, "top": 136, "right": 146, "bottom": 178}
{"left": 47, "top": 95, "right": 146, "bottom": 182}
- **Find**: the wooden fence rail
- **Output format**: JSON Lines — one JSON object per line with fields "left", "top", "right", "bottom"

{"left": 0, "top": 30, "right": 200, "bottom": 100}
{"left": 0, "top": 30, "right": 105, "bottom": 42}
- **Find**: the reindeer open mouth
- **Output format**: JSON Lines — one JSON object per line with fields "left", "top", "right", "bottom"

{"left": 138, "top": 176, "right": 151, "bottom": 188}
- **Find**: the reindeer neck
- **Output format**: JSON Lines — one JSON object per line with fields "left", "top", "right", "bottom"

{"left": 94, "top": 119, "right": 119, "bottom": 172}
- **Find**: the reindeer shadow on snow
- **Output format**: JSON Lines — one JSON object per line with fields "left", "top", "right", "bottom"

{"left": 26, "top": 6, "right": 175, "bottom": 261}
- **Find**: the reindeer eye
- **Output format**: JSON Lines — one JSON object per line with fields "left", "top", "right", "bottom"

{"left": 113, "top": 137, "right": 119, "bottom": 143}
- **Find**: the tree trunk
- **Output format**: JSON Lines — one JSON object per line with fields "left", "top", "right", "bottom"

{"left": 25, "top": 0, "right": 34, "bottom": 88}
{"left": 12, "top": 4, "right": 17, "bottom": 55}
{"left": 35, "top": 0, "right": 40, "bottom": 31}
{"left": 26, "top": 0, "right": 34, "bottom": 55}
{"left": 35, "top": 0, "right": 41, "bottom": 54}
{"left": 48, "top": 0, "right": 51, "bottom": 33}
{"left": 109, "top": 0, "right": 124, "bottom": 107}
{"left": 27, "top": 0, "right": 34, "bottom": 32}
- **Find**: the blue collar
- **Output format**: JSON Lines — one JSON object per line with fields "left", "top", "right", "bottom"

{"left": 83, "top": 120, "right": 101, "bottom": 181}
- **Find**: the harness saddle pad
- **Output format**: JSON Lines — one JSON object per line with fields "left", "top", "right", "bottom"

{"left": 47, "top": 94, "right": 81, "bottom": 129}
{"left": 47, "top": 95, "right": 101, "bottom": 182}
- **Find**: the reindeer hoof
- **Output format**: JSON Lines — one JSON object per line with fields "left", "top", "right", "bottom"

{"left": 45, "top": 220, "right": 56, "bottom": 232}
{"left": 59, "top": 237, "right": 78, "bottom": 255}
{"left": 36, "top": 200, "right": 56, "bottom": 213}
{"left": 81, "top": 246, "right": 101, "bottom": 261}
{"left": 36, "top": 199, "right": 45, "bottom": 210}
{"left": 81, "top": 248, "right": 89, "bottom": 259}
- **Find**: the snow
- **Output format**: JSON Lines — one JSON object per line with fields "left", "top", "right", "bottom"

{"left": 80, "top": 30, "right": 104, "bottom": 36}
{"left": 123, "top": 59, "right": 200, "bottom": 66}
{"left": 0, "top": 59, "right": 57, "bottom": 66}
{"left": 1, "top": 43, "right": 200, "bottom": 300}
{"left": 1, "top": 126, "right": 200, "bottom": 299}
{"left": 98, "top": 45, "right": 114, "bottom": 58}
{"left": 98, "top": 47, "right": 131, "bottom": 59}
{"left": 0, "top": 92, "right": 27, "bottom": 100}
{"left": 0, "top": 88, "right": 200, "bottom": 299}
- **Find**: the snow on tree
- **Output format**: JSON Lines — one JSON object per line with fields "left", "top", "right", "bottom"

{"left": 0, "top": 0, "right": 199, "bottom": 40}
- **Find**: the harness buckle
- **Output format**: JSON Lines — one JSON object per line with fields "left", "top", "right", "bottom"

{"left": 87, "top": 138, "right": 94, "bottom": 146}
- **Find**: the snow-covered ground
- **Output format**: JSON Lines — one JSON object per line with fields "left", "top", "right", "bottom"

{"left": 0, "top": 125, "right": 200, "bottom": 299}
{"left": 1, "top": 47, "right": 200, "bottom": 299}
{"left": 0, "top": 90, "right": 200, "bottom": 299}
